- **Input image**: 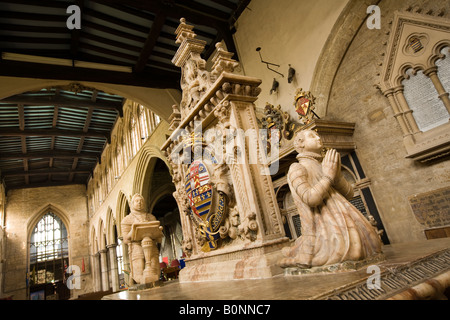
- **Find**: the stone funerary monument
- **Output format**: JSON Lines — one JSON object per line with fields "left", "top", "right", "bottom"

{"left": 161, "top": 18, "right": 383, "bottom": 282}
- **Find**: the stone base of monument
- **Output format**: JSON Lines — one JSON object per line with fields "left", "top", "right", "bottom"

{"left": 128, "top": 280, "right": 163, "bottom": 291}
{"left": 283, "top": 253, "right": 386, "bottom": 276}
{"left": 179, "top": 238, "right": 289, "bottom": 282}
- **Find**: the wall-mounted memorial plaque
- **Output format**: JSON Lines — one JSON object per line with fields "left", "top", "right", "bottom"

{"left": 408, "top": 186, "right": 450, "bottom": 228}
{"left": 403, "top": 69, "right": 449, "bottom": 132}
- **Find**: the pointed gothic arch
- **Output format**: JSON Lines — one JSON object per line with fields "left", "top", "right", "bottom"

{"left": 27, "top": 204, "right": 70, "bottom": 243}
{"left": 105, "top": 207, "right": 116, "bottom": 246}
{"left": 115, "top": 191, "right": 130, "bottom": 238}
{"left": 132, "top": 144, "right": 172, "bottom": 198}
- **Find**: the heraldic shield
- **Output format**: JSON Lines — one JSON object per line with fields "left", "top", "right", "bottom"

{"left": 185, "top": 160, "right": 227, "bottom": 252}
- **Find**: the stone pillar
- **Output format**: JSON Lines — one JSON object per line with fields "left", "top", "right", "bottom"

{"left": 99, "top": 249, "right": 110, "bottom": 292}
{"left": 393, "top": 86, "right": 421, "bottom": 134}
{"left": 107, "top": 244, "right": 119, "bottom": 292}
{"left": 92, "top": 252, "right": 102, "bottom": 292}
{"left": 425, "top": 66, "right": 450, "bottom": 115}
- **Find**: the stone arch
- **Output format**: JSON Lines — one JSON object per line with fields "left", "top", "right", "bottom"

{"left": 105, "top": 207, "right": 116, "bottom": 246}
{"left": 309, "top": 0, "right": 381, "bottom": 116}
{"left": 27, "top": 204, "right": 73, "bottom": 280}
{"left": 27, "top": 203, "right": 70, "bottom": 243}
{"left": 97, "top": 219, "right": 106, "bottom": 249}
{"left": 90, "top": 226, "right": 98, "bottom": 255}
{"left": 149, "top": 183, "right": 177, "bottom": 213}
{"left": 116, "top": 191, "right": 130, "bottom": 238}
{"left": 132, "top": 144, "right": 172, "bottom": 198}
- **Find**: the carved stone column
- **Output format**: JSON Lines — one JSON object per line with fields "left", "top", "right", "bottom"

{"left": 106, "top": 244, "right": 119, "bottom": 292}
{"left": 424, "top": 66, "right": 450, "bottom": 115}
{"left": 99, "top": 249, "right": 110, "bottom": 292}
{"left": 162, "top": 19, "right": 288, "bottom": 282}
{"left": 92, "top": 252, "right": 102, "bottom": 292}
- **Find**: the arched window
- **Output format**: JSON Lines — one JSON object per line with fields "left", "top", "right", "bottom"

{"left": 402, "top": 68, "right": 449, "bottom": 132}
{"left": 116, "top": 144, "right": 123, "bottom": 176}
{"left": 130, "top": 116, "right": 139, "bottom": 156}
{"left": 154, "top": 113, "right": 161, "bottom": 126}
{"left": 379, "top": 12, "right": 450, "bottom": 162}
{"left": 29, "top": 212, "right": 68, "bottom": 285}
{"left": 139, "top": 105, "right": 149, "bottom": 142}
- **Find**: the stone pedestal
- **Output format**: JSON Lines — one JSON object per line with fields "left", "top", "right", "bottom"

{"left": 130, "top": 221, "right": 163, "bottom": 285}
{"left": 141, "top": 236, "right": 159, "bottom": 283}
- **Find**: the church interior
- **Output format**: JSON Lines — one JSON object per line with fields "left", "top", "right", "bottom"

{"left": 0, "top": 0, "right": 449, "bottom": 301}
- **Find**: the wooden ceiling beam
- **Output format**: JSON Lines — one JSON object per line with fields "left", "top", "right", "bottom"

{"left": 1, "top": 93, "right": 123, "bottom": 115}
{"left": 0, "top": 60, "right": 180, "bottom": 89}
{"left": 83, "top": 7, "right": 149, "bottom": 34}
{"left": 79, "top": 42, "right": 138, "bottom": 63}
{"left": 229, "top": 0, "right": 251, "bottom": 25}
{"left": 81, "top": 24, "right": 177, "bottom": 52}
{"left": 81, "top": 32, "right": 142, "bottom": 54}
{"left": 0, "top": 10, "right": 64, "bottom": 22}
{"left": 17, "top": 104, "right": 30, "bottom": 184}
{"left": 49, "top": 105, "right": 59, "bottom": 178}
{"left": 3, "top": 168, "right": 92, "bottom": 178}
{"left": 70, "top": 0, "right": 84, "bottom": 59}
{"left": 0, "top": 128, "right": 110, "bottom": 142}
{"left": 0, "top": 0, "right": 68, "bottom": 9}
{"left": 209, "top": 0, "right": 238, "bottom": 10}
{"left": 135, "top": 11, "right": 167, "bottom": 73}
{"left": 91, "top": 0, "right": 226, "bottom": 29}
{"left": 82, "top": 20, "right": 146, "bottom": 43}
{"left": 4, "top": 181, "right": 90, "bottom": 192}
{"left": 70, "top": 105, "right": 94, "bottom": 182}
{"left": 0, "top": 151, "right": 99, "bottom": 160}
{"left": 0, "top": 23, "right": 67, "bottom": 34}
{"left": 172, "top": 0, "right": 230, "bottom": 21}
{"left": 0, "top": 35, "right": 70, "bottom": 45}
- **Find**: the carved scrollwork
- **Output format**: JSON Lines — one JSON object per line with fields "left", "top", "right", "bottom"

{"left": 238, "top": 212, "right": 259, "bottom": 241}
{"left": 214, "top": 100, "right": 231, "bottom": 128}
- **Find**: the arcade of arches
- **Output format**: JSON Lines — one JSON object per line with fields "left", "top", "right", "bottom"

{"left": 1, "top": 0, "right": 450, "bottom": 301}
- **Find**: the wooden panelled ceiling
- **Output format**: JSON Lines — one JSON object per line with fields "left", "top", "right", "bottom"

{"left": 0, "top": 0, "right": 249, "bottom": 88}
{"left": 0, "top": 85, "right": 123, "bottom": 191}
{"left": 0, "top": 0, "right": 250, "bottom": 191}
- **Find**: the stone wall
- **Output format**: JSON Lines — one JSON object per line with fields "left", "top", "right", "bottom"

{"left": 233, "top": 0, "right": 349, "bottom": 119}
{"left": 2, "top": 184, "right": 91, "bottom": 299}
{"left": 325, "top": 0, "right": 450, "bottom": 243}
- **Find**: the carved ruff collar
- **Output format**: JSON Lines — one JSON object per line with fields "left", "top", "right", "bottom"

{"left": 296, "top": 151, "right": 323, "bottom": 162}
{"left": 130, "top": 210, "right": 148, "bottom": 222}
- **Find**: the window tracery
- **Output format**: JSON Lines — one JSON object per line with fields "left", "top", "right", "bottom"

{"left": 379, "top": 11, "right": 450, "bottom": 162}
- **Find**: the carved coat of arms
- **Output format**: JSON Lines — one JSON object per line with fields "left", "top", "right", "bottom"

{"left": 294, "top": 88, "right": 317, "bottom": 124}
{"left": 185, "top": 158, "right": 227, "bottom": 252}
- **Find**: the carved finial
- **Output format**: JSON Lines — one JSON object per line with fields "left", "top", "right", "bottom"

{"left": 216, "top": 42, "right": 225, "bottom": 51}
{"left": 172, "top": 18, "right": 207, "bottom": 67}
{"left": 211, "top": 41, "right": 239, "bottom": 77}
{"left": 174, "top": 17, "right": 196, "bottom": 45}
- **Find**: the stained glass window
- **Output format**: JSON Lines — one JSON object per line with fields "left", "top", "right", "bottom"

{"left": 29, "top": 212, "right": 68, "bottom": 285}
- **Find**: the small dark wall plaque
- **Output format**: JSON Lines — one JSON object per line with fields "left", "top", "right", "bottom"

{"left": 350, "top": 195, "right": 368, "bottom": 217}
{"left": 408, "top": 187, "right": 450, "bottom": 228}
{"left": 292, "top": 214, "right": 302, "bottom": 238}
